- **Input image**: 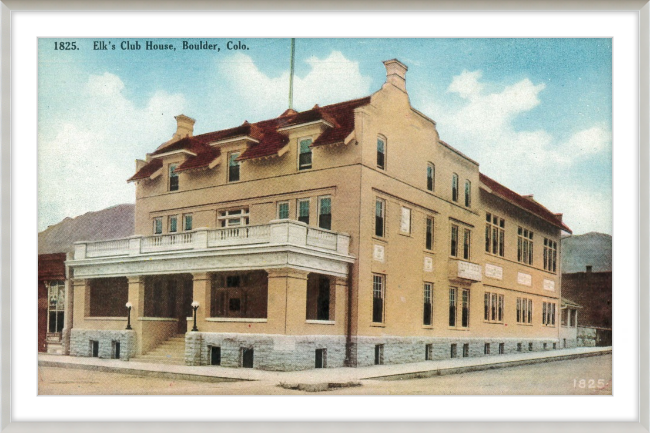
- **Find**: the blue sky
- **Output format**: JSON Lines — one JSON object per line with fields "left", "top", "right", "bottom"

{"left": 38, "top": 38, "right": 612, "bottom": 235}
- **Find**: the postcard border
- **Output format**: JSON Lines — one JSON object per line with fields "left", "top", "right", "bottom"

{"left": 3, "top": 0, "right": 648, "bottom": 432}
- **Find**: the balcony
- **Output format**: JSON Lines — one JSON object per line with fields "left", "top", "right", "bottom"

{"left": 69, "top": 220, "right": 353, "bottom": 279}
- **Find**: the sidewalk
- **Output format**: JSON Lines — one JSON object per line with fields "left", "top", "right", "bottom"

{"left": 38, "top": 346, "right": 611, "bottom": 388}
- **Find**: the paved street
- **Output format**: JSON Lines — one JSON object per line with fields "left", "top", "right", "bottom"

{"left": 38, "top": 353, "right": 611, "bottom": 395}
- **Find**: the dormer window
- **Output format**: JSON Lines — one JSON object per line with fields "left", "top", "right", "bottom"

{"left": 169, "top": 164, "right": 179, "bottom": 191}
{"left": 298, "top": 138, "right": 312, "bottom": 170}
{"left": 377, "top": 137, "right": 386, "bottom": 170}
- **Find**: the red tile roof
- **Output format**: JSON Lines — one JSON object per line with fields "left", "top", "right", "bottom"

{"left": 127, "top": 158, "right": 162, "bottom": 182}
{"left": 38, "top": 253, "right": 66, "bottom": 281}
{"left": 480, "top": 173, "right": 572, "bottom": 233}
{"left": 128, "top": 96, "right": 372, "bottom": 180}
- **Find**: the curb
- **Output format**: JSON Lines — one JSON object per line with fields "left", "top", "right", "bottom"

{"left": 38, "top": 360, "right": 244, "bottom": 384}
{"left": 367, "top": 349, "right": 612, "bottom": 381}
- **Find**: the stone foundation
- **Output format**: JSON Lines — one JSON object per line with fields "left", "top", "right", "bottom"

{"left": 70, "top": 329, "right": 137, "bottom": 360}
{"left": 184, "top": 332, "right": 561, "bottom": 371}
{"left": 185, "top": 332, "right": 347, "bottom": 371}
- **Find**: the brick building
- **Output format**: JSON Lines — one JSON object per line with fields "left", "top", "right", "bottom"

{"left": 66, "top": 59, "right": 572, "bottom": 370}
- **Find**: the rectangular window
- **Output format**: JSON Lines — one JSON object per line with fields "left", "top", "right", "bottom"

{"left": 183, "top": 214, "right": 193, "bottom": 231}
{"left": 427, "top": 163, "right": 435, "bottom": 191}
{"left": 228, "top": 152, "right": 240, "bottom": 182}
{"left": 423, "top": 283, "right": 433, "bottom": 326}
{"left": 463, "top": 228, "right": 471, "bottom": 260}
{"left": 377, "top": 137, "right": 386, "bottom": 170}
{"left": 169, "top": 215, "right": 178, "bottom": 233}
{"left": 315, "top": 348, "right": 326, "bottom": 368}
{"left": 277, "top": 202, "right": 289, "bottom": 219}
{"left": 169, "top": 163, "right": 179, "bottom": 191}
{"left": 297, "top": 199, "right": 310, "bottom": 224}
{"left": 210, "top": 346, "right": 221, "bottom": 366}
{"left": 218, "top": 208, "right": 249, "bottom": 228}
{"left": 461, "top": 289, "right": 470, "bottom": 328}
{"left": 485, "top": 292, "right": 505, "bottom": 323}
{"left": 47, "top": 281, "right": 65, "bottom": 334}
{"left": 450, "top": 224, "right": 459, "bottom": 257}
{"left": 452, "top": 173, "right": 459, "bottom": 202}
{"left": 516, "top": 297, "right": 533, "bottom": 324}
{"left": 375, "top": 198, "right": 385, "bottom": 237}
{"left": 372, "top": 274, "right": 385, "bottom": 323}
{"left": 485, "top": 213, "right": 505, "bottom": 257}
{"left": 241, "top": 348, "right": 254, "bottom": 368}
{"left": 91, "top": 340, "right": 99, "bottom": 358}
{"left": 425, "top": 344, "right": 433, "bottom": 361}
{"left": 318, "top": 196, "right": 332, "bottom": 230}
{"left": 425, "top": 217, "right": 434, "bottom": 250}
{"left": 153, "top": 217, "right": 163, "bottom": 234}
{"left": 400, "top": 207, "right": 411, "bottom": 234}
{"left": 298, "top": 138, "right": 313, "bottom": 170}
{"left": 464, "top": 180, "right": 471, "bottom": 207}
{"left": 499, "top": 343, "right": 505, "bottom": 354}
{"left": 450, "top": 343, "right": 457, "bottom": 358}
{"left": 448, "top": 287, "right": 457, "bottom": 327}
{"left": 517, "top": 343, "right": 522, "bottom": 352}
{"left": 543, "top": 238, "right": 558, "bottom": 272}
{"left": 463, "top": 343, "right": 469, "bottom": 358}
{"left": 484, "top": 343, "right": 490, "bottom": 355}
{"left": 518, "top": 227, "right": 534, "bottom": 265}
{"left": 529, "top": 342, "right": 534, "bottom": 351}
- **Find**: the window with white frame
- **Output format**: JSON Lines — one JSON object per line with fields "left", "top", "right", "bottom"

{"left": 542, "top": 301, "right": 556, "bottom": 326}
{"left": 153, "top": 217, "right": 163, "bottom": 234}
{"left": 518, "top": 227, "right": 534, "bottom": 265}
{"left": 544, "top": 238, "right": 557, "bottom": 272}
{"left": 218, "top": 208, "right": 250, "bottom": 228}
{"left": 375, "top": 198, "right": 385, "bottom": 237}
{"left": 318, "top": 196, "right": 332, "bottom": 230}
{"left": 485, "top": 213, "right": 505, "bottom": 257}
{"left": 452, "top": 173, "right": 459, "bottom": 202}
{"left": 464, "top": 180, "right": 471, "bottom": 207}
{"left": 516, "top": 297, "right": 533, "bottom": 324}
{"left": 169, "top": 163, "right": 179, "bottom": 191}
{"left": 372, "top": 274, "right": 385, "bottom": 323}
{"left": 427, "top": 163, "right": 435, "bottom": 191}
{"left": 277, "top": 201, "right": 289, "bottom": 220}
{"left": 298, "top": 138, "right": 312, "bottom": 170}
{"left": 423, "top": 283, "right": 433, "bottom": 326}
{"left": 463, "top": 228, "right": 471, "bottom": 260}
{"left": 484, "top": 292, "right": 504, "bottom": 323}
{"left": 297, "top": 199, "right": 310, "bottom": 224}
{"left": 449, "top": 287, "right": 457, "bottom": 327}
{"left": 47, "top": 280, "right": 65, "bottom": 334}
{"left": 183, "top": 214, "right": 193, "bottom": 231}
{"left": 228, "top": 152, "right": 240, "bottom": 182}
{"left": 461, "top": 289, "right": 470, "bottom": 328}
{"left": 425, "top": 217, "right": 434, "bottom": 251}
{"left": 168, "top": 215, "right": 178, "bottom": 233}
{"left": 377, "top": 136, "right": 386, "bottom": 170}
{"left": 450, "top": 224, "right": 459, "bottom": 257}
{"left": 400, "top": 207, "right": 411, "bottom": 234}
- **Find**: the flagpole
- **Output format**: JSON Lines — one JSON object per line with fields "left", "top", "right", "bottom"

{"left": 289, "top": 38, "right": 295, "bottom": 110}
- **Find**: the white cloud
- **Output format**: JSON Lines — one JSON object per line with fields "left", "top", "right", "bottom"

{"left": 220, "top": 51, "right": 372, "bottom": 117}
{"left": 423, "top": 70, "right": 611, "bottom": 234}
{"left": 38, "top": 72, "right": 186, "bottom": 230}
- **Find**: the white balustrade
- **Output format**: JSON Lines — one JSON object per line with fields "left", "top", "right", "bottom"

{"left": 207, "top": 225, "right": 271, "bottom": 247}
{"left": 306, "top": 227, "right": 338, "bottom": 250}
{"left": 141, "top": 232, "right": 194, "bottom": 253}
{"left": 85, "top": 239, "right": 130, "bottom": 258}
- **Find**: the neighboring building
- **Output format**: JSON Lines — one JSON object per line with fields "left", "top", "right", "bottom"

{"left": 561, "top": 232, "right": 611, "bottom": 274}
{"left": 560, "top": 297, "right": 582, "bottom": 349}
{"left": 38, "top": 204, "right": 134, "bottom": 354}
{"left": 66, "top": 59, "right": 571, "bottom": 370}
{"left": 38, "top": 253, "right": 67, "bottom": 353}
{"left": 562, "top": 267, "right": 612, "bottom": 347}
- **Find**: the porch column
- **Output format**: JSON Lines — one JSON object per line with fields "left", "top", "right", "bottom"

{"left": 71, "top": 279, "right": 88, "bottom": 329}
{"left": 284, "top": 269, "right": 309, "bottom": 335}
{"left": 127, "top": 276, "right": 145, "bottom": 355}
{"left": 333, "top": 276, "right": 348, "bottom": 325}
{"left": 191, "top": 273, "right": 211, "bottom": 330}
{"left": 62, "top": 252, "right": 74, "bottom": 355}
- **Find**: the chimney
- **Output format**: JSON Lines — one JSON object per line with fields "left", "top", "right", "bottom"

{"left": 586, "top": 265, "right": 593, "bottom": 273}
{"left": 383, "top": 59, "right": 408, "bottom": 93}
{"left": 173, "top": 114, "right": 195, "bottom": 140}
{"left": 554, "top": 213, "right": 563, "bottom": 222}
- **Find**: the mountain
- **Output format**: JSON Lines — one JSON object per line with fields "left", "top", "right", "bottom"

{"left": 38, "top": 204, "right": 135, "bottom": 255}
{"left": 561, "top": 232, "right": 612, "bottom": 274}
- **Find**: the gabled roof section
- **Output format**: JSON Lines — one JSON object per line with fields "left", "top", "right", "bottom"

{"left": 479, "top": 173, "right": 572, "bottom": 234}
{"left": 311, "top": 97, "right": 370, "bottom": 147}
{"left": 176, "top": 146, "right": 221, "bottom": 173}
